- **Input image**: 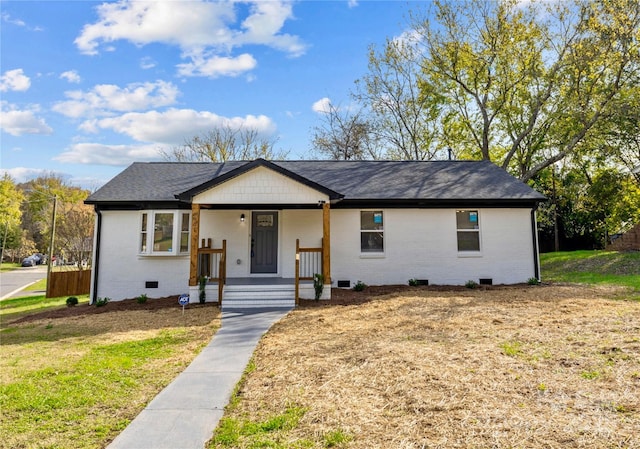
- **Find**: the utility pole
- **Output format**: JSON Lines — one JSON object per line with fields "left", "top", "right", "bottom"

{"left": 46, "top": 195, "right": 58, "bottom": 298}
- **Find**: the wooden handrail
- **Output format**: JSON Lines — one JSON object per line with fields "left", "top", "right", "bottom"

{"left": 196, "top": 239, "right": 226, "bottom": 307}
{"left": 295, "top": 238, "right": 323, "bottom": 304}
{"left": 218, "top": 240, "right": 226, "bottom": 307}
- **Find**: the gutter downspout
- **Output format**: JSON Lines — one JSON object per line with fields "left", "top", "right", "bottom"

{"left": 531, "top": 208, "right": 541, "bottom": 281}
{"left": 90, "top": 208, "right": 102, "bottom": 305}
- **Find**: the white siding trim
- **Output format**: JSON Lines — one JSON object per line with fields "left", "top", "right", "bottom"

{"left": 193, "top": 166, "right": 330, "bottom": 204}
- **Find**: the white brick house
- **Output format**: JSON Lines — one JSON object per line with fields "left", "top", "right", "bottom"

{"left": 85, "top": 159, "right": 545, "bottom": 307}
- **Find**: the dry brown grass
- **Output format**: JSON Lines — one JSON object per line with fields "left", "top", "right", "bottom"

{"left": 220, "top": 285, "right": 640, "bottom": 448}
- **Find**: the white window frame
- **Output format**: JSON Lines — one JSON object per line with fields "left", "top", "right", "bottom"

{"left": 456, "top": 209, "right": 482, "bottom": 256}
{"left": 139, "top": 210, "right": 191, "bottom": 256}
{"left": 360, "top": 210, "right": 385, "bottom": 256}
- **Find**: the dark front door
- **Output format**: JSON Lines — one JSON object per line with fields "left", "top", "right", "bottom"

{"left": 251, "top": 212, "right": 278, "bottom": 273}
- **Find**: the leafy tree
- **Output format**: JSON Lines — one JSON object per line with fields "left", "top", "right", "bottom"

{"left": 311, "top": 102, "right": 380, "bottom": 160}
{"left": 534, "top": 165, "right": 640, "bottom": 250}
{"left": 0, "top": 174, "right": 24, "bottom": 258}
{"left": 161, "top": 126, "right": 287, "bottom": 162}
{"left": 20, "top": 174, "right": 91, "bottom": 260}
{"left": 351, "top": 0, "right": 639, "bottom": 180}
{"left": 413, "top": 0, "right": 640, "bottom": 181}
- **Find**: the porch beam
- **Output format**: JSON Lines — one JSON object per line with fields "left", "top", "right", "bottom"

{"left": 322, "top": 202, "right": 331, "bottom": 284}
{"left": 189, "top": 204, "right": 200, "bottom": 286}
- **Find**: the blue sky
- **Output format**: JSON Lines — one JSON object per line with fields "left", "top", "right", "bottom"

{"left": 1, "top": 0, "right": 414, "bottom": 189}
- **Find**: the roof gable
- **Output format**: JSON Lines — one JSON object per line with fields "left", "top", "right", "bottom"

{"left": 191, "top": 165, "right": 333, "bottom": 205}
{"left": 176, "top": 159, "right": 343, "bottom": 202}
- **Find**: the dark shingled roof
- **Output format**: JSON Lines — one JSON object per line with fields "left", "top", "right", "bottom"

{"left": 85, "top": 159, "right": 545, "bottom": 206}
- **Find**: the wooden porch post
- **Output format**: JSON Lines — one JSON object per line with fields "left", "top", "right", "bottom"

{"left": 322, "top": 202, "right": 331, "bottom": 284}
{"left": 189, "top": 204, "right": 200, "bottom": 286}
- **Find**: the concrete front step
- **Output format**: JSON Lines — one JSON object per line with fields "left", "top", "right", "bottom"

{"left": 221, "top": 298, "right": 295, "bottom": 309}
{"left": 223, "top": 284, "right": 295, "bottom": 300}
{"left": 221, "top": 283, "right": 296, "bottom": 308}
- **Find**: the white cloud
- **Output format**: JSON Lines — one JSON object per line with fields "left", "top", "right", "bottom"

{"left": 82, "top": 108, "right": 276, "bottom": 145}
{"left": 52, "top": 80, "right": 180, "bottom": 118}
{"left": 235, "top": 1, "right": 306, "bottom": 57}
{"left": 1, "top": 12, "right": 43, "bottom": 31}
{"left": 0, "top": 69, "right": 31, "bottom": 92}
{"left": 1, "top": 12, "right": 25, "bottom": 27}
{"left": 140, "top": 56, "right": 157, "bottom": 69}
{"left": 75, "top": 0, "right": 306, "bottom": 77}
{"left": 1, "top": 167, "right": 57, "bottom": 183}
{"left": 177, "top": 53, "right": 257, "bottom": 78}
{"left": 0, "top": 102, "right": 52, "bottom": 136}
{"left": 392, "top": 29, "right": 422, "bottom": 48}
{"left": 312, "top": 97, "right": 332, "bottom": 114}
{"left": 60, "top": 70, "right": 82, "bottom": 84}
{"left": 347, "top": 0, "right": 359, "bottom": 8}
{"left": 57, "top": 108, "right": 277, "bottom": 167}
{"left": 54, "top": 142, "right": 164, "bottom": 166}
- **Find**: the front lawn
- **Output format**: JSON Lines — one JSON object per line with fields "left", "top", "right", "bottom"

{"left": 209, "top": 284, "right": 639, "bottom": 448}
{"left": 0, "top": 295, "right": 220, "bottom": 449}
{"left": 541, "top": 250, "right": 640, "bottom": 292}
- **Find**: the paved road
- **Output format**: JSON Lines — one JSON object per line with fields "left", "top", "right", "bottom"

{"left": 0, "top": 265, "right": 48, "bottom": 300}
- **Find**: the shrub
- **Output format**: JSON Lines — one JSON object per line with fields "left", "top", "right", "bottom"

{"left": 527, "top": 277, "right": 541, "bottom": 285}
{"left": 66, "top": 296, "right": 79, "bottom": 307}
{"left": 408, "top": 278, "right": 419, "bottom": 287}
{"left": 353, "top": 280, "right": 367, "bottom": 291}
{"left": 198, "top": 276, "right": 207, "bottom": 304}
{"left": 137, "top": 293, "right": 148, "bottom": 304}
{"left": 465, "top": 280, "right": 478, "bottom": 289}
{"left": 313, "top": 273, "right": 324, "bottom": 300}
{"left": 95, "top": 297, "right": 109, "bottom": 307}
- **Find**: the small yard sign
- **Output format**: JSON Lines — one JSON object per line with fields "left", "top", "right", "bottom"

{"left": 178, "top": 294, "right": 189, "bottom": 314}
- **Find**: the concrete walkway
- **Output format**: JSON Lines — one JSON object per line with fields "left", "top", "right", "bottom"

{"left": 107, "top": 307, "right": 292, "bottom": 449}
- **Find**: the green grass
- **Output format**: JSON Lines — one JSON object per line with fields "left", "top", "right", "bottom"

{"left": 0, "top": 294, "right": 87, "bottom": 323}
{"left": 24, "top": 277, "right": 47, "bottom": 291}
{"left": 1, "top": 296, "right": 219, "bottom": 449}
{"left": 500, "top": 340, "right": 523, "bottom": 357}
{"left": 211, "top": 406, "right": 312, "bottom": 448}
{"left": 1, "top": 329, "right": 196, "bottom": 448}
{"left": 540, "top": 250, "right": 640, "bottom": 292}
{"left": 1, "top": 262, "right": 20, "bottom": 272}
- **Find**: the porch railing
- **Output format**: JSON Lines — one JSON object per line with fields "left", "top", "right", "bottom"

{"left": 294, "top": 238, "right": 323, "bottom": 304}
{"left": 197, "top": 239, "right": 226, "bottom": 306}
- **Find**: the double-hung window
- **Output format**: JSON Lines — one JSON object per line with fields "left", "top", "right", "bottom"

{"left": 361, "top": 211, "right": 384, "bottom": 253}
{"left": 140, "top": 211, "right": 190, "bottom": 255}
{"left": 456, "top": 210, "right": 480, "bottom": 252}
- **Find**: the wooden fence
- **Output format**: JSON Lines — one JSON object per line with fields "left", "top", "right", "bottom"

{"left": 46, "top": 269, "right": 91, "bottom": 298}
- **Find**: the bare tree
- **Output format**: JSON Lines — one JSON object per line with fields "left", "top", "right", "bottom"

{"left": 354, "top": 36, "right": 443, "bottom": 160}
{"left": 55, "top": 203, "right": 95, "bottom": 266}
{"left": 161, "top": 126, "right": 287, "bottom": 162}
{"left": 311, "top": 103, "right": 381, "bottom": 160}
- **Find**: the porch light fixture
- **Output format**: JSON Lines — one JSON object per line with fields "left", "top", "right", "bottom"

{"left": 240, "top": 213, "right": 245, "bottom": 223}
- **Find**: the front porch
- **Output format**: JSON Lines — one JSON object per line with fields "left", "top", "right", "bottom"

{"left": 186, "top": 206, "right": 333, "bottom": 308}
{"left": 178, "top": 160, "right": 340, "bottom": 307}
